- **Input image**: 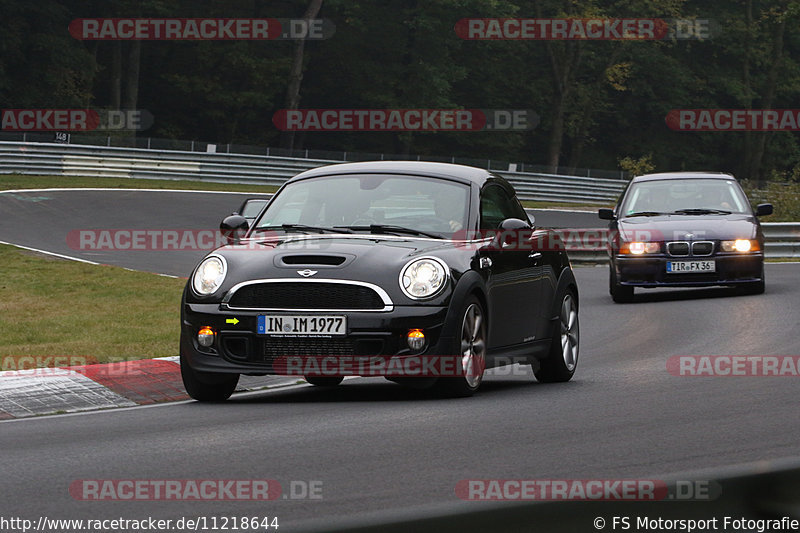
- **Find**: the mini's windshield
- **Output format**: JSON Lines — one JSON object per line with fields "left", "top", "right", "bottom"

{"left": 254, "top": 174, "right": 470, "bottom": 238}
{"left": 621, "top": 178, "right": 750, "bottom": 216}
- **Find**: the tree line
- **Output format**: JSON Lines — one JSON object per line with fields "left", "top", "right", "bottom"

{"left": 1, "top": 0, "right": 799, "bottom": 182}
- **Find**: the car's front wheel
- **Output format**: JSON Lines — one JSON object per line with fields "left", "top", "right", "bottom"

{"left": 534, "top": 288, "right": 579, "bottom": 383}
{"left": 435, "top": 296, "right": 486, "bottom": 397}
{"left": 180, "top": 355, "right": 239, "bottom": 402}
{"left": 610, "top": 268, "right": 634, "bottom": 303}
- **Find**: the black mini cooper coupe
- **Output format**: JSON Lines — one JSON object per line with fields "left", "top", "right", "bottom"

{"left": 599, "top": 172, "right": 773, "bottom": 303}
{"left": 180, "top": 161, "right": 579, "bottom": 400}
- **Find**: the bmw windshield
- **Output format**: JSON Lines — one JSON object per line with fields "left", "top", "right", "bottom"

{"left": 621, "top": 178, "right": 751, "bottom": 217}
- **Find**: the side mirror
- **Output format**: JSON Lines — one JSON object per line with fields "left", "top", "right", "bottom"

{"left": 598, "top": 208, "right": 616, "bottom": 220}
{"left": 220, "top": 214, "right": 249, "bottom": 245}
{"left": 756, "top": 203, "right": 773, "bottom": 217}
{"left": 492, "top": 218, "right": 532, "bottom": 249}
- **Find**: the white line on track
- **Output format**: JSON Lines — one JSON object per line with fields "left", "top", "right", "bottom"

{"left": 0, "top": 188, "right": 273, "bottom": 195}
{"left": 0, "top": 239, "right": 101, "bottom": 264}
{"left": 0, "top": 380, "right": 320, "bottom": 424}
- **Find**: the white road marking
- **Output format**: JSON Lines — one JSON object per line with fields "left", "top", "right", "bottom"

{"left": 0, "top": 188, "right": 273, "bottom": 195}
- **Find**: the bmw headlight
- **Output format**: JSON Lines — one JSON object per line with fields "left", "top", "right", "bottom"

{"left": 192, "top": 255, "right": 227, "bottom": 296}
{"left": 721, "top": 239, "right": 757, "bottom": 252}
{"left": 400, "top": 257, "right": 448, "bottom": 299}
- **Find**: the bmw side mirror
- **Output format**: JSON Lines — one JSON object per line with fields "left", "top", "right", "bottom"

{"left": 756, "top": 203, "right": 773, "bottom": 217}
{"left": 220, "top": 215, "right": 249, "bottom": 245}
{"left": 598, "top": 208, "right": 616, "bottom": 220}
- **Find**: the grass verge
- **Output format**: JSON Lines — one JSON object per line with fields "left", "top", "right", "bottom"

{"left": 0, "top": 244, "right": 185, "bottom": 363}
{"left": 0, "top": 174, "right": 279, "bottom": 194}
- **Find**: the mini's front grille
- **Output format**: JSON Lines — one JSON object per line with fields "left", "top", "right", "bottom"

{"left": 227, "top": 282, "right": 386, "bottom": 310}
{"left": 691, "top": 241, "right": 714, "bottom": 256}
{"left": 667, "top": 242, "right": 690, "bottom": 256}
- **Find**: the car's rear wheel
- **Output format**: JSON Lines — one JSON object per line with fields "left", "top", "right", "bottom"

{"left": 180, "top": 355, "right": 239, "bottom": 402}
{"left": 610, "top": 268, "right": 634, "bottom": 303}
{"left": 305, "top": 376, "right": 344, "bottom": 386}
{"left": 435, "top": 296, "right": 486, "bottom": 397}
{"left": 534, "top": 288, "right": 579, "bottom": 383}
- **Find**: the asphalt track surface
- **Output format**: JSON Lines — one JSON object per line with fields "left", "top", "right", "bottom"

{"left": 1, "top": 189, "right": 799, "bottom": 530}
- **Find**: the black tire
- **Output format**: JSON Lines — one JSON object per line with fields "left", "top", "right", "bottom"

{"left": 180, "top": 355, "right": 239, "bottom": 402}
{"left": 305, "top": 376, "right": 344, "bottom": 386}
{"left": 534, "top": 288, "right": 579, "bottom": 383}
{"left": 434, "top": 296, "right": 487, "bottom": 398}
{"left": 610, "top": 268, "right": 634, "bottom": 303}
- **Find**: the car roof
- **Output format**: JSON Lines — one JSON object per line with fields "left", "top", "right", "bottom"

{"left": 631, "top": 171, "right": 736, "bottom": 183}
{"left": 287, "top": 161, "right": 492, "bottom": 185}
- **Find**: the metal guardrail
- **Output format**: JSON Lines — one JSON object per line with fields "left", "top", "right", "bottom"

{"left": 762, "top": 222, "right": 800, "bottom": 259}
{"left": 0, "top": 141, "right": 627, "bottom": 204}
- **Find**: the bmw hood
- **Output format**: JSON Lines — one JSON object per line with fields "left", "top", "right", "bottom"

{"left": 617, "top": 214, "right": 759, "bottom": 242}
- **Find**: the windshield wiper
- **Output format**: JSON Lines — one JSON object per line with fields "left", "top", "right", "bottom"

{"left": 335, "top": 224, "right": 444, "bottom": 239}
{"left": 254, "top": 224, "right": 353, "bottom": 234}
{"left": 672, "top": 208, "right": 732, "bottom": 215}
{"left": 625, "top": 211, "right": 670, "bottom": 217}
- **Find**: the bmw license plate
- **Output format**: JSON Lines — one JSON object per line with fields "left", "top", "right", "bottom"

{"left": 257, "top": 315, "right": 346, "bottom": 336}
{"left": 666, "top": 260, "right": 715, "bottom": 273}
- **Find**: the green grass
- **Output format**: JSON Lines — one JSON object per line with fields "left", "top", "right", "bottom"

{"left": 0, "top": 174, "right": 279, "bottom": 194}
{"left": 521, "top": 200, "right": 612, "bottom": 210}
{"left": 0, "top": 244, "right": 186, "bottom": 363}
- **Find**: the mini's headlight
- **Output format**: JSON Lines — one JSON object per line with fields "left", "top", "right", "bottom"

{"left": 193, "top": 255, "right": 227, "bottom": 295}
{"left": 400, "top": 257, "right": 448, "bottom": 299}
{"left": 621, "top": 241, "right": 660, "bottom": 255}
{"left": 721, "top": 239, "right": 756, "bottom": 252}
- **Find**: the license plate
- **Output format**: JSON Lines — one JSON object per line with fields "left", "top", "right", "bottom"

{"left": 666, "top": 260, "right": 716, "bottom": 273}
{"left": 257, "top": 315, "right": 346, "bottom": 336}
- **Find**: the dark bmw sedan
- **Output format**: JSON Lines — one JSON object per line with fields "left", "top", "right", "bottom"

{"left": 180, "top": 161, "right": 579, "bottom": 400}
{"left": 599, "top": 172, "right": 773, "bottom": 303}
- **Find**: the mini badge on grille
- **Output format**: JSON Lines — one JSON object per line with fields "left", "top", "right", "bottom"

{"left": 297, "top": 269, "right": 318, "bottom": 277}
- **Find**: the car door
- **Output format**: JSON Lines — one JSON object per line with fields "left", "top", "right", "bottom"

{"left": 478, "top": 183, "right": 542, "bottom": 349}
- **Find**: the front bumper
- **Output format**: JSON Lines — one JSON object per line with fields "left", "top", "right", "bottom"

{"left": 614, "top": 253, "right": 763, "bottom": 287}
{"left": 181, "top": 303, "right": 453, "bottom": 376}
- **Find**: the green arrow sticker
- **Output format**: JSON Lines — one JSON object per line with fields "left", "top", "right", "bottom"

{"left": 226, "top": 318, "right": 239, "bottom": 325}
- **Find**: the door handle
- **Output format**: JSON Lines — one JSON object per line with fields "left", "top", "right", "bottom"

{"left": 528, "top": 252, "right": 542, "bottom": 260}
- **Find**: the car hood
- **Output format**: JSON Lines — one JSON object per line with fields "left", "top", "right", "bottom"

{"left": 617, "top": 213, "right": 759, "bottom": 241}
{"left": 191, "top": 234, "right": 473, "bottom": 305}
